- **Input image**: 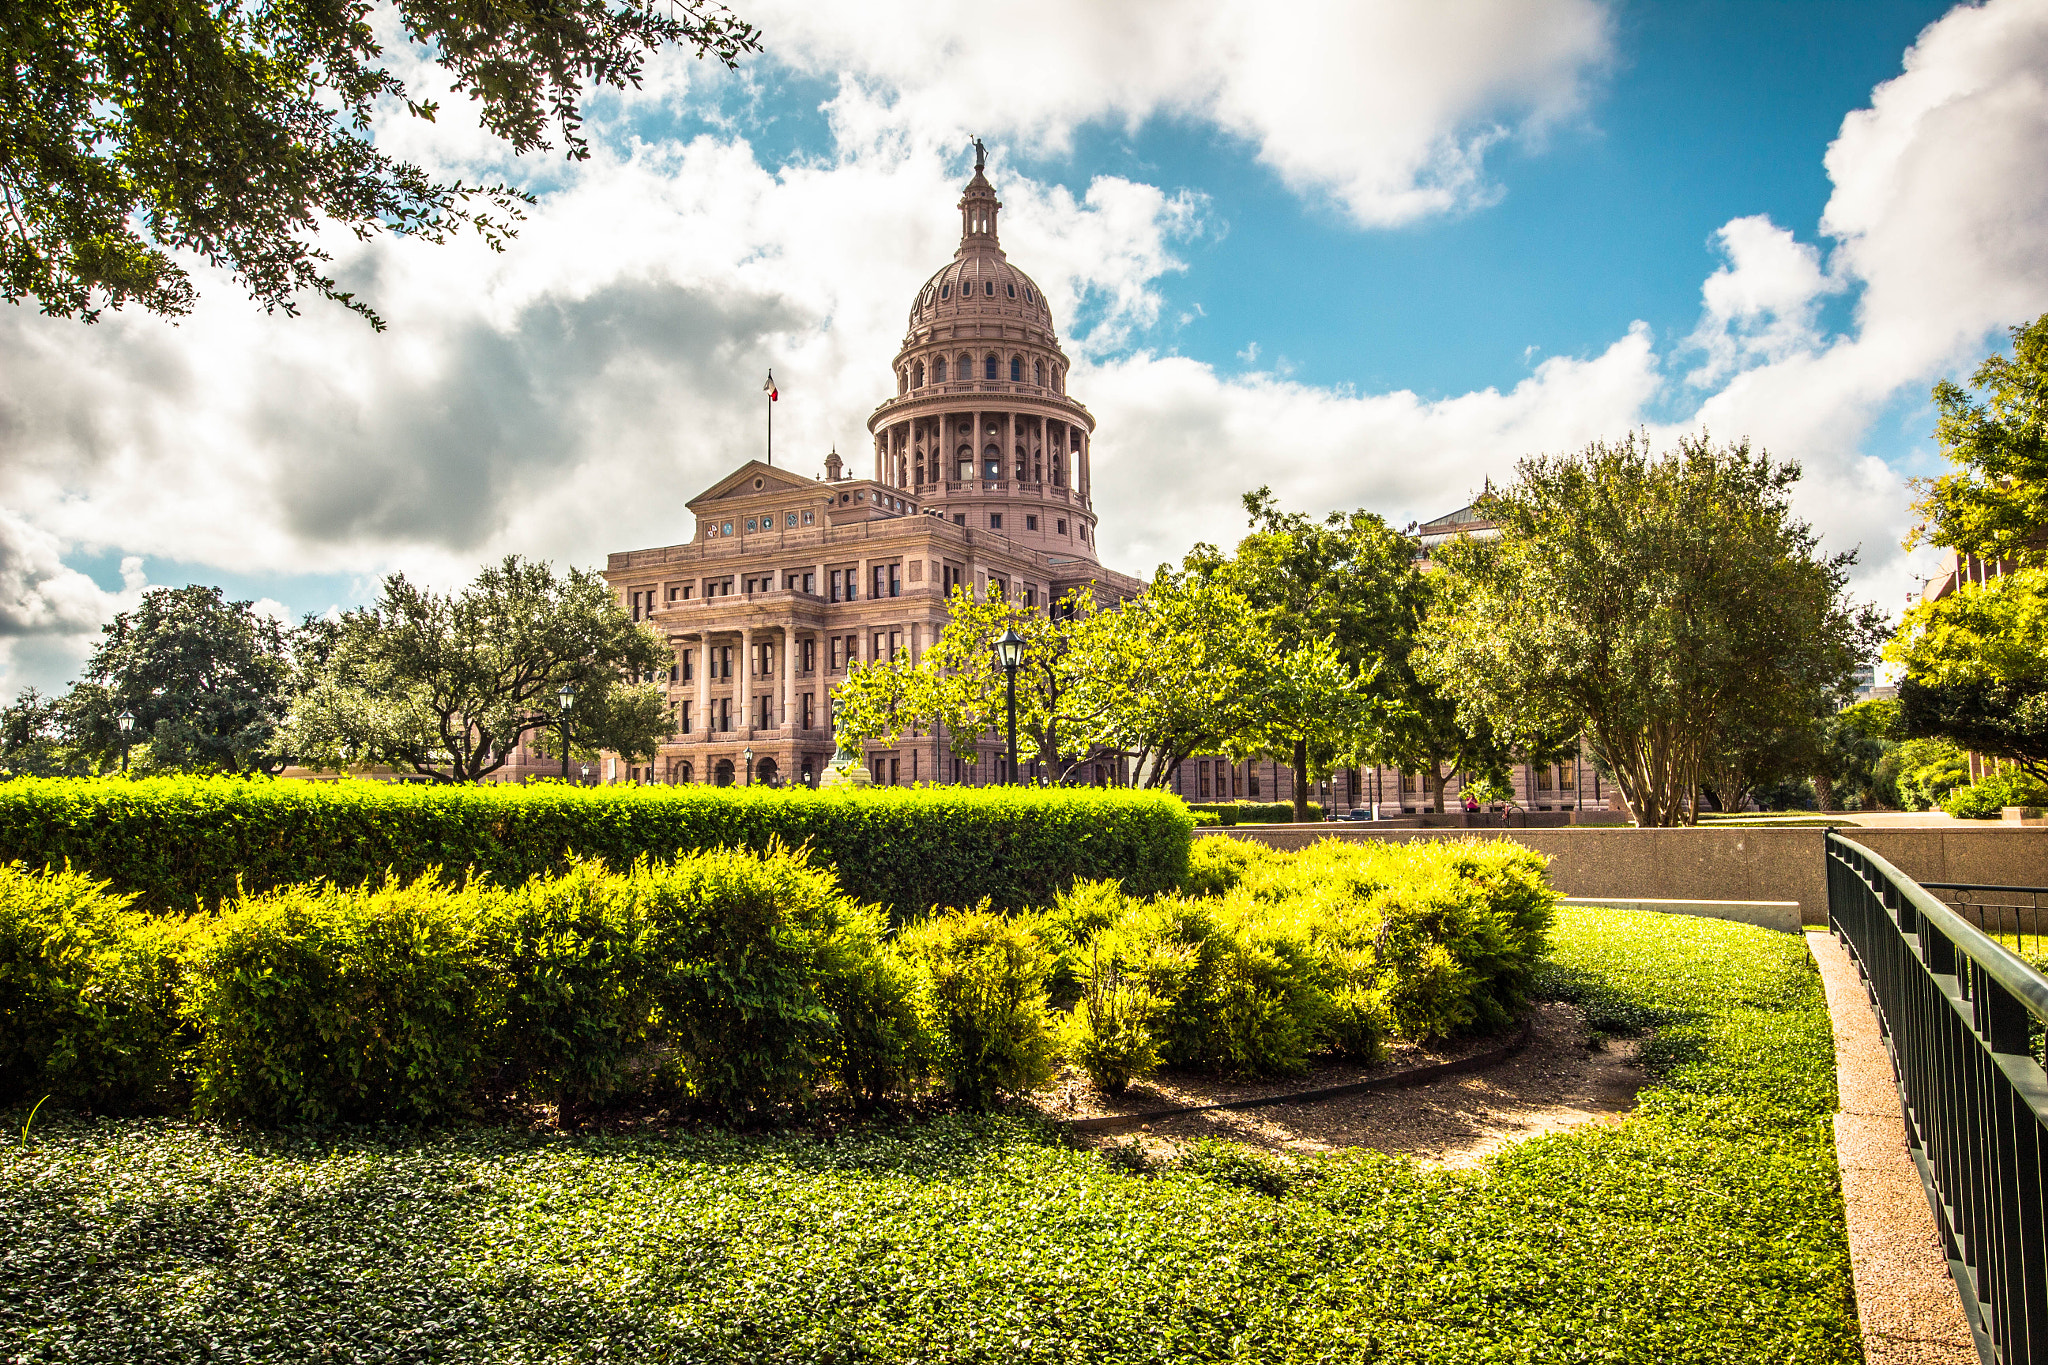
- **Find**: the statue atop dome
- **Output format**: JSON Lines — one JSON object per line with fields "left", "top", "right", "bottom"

{"left": 972, "top": 136, "right": 986, "bottom": 173}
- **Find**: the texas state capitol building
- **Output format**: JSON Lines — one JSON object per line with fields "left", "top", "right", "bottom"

{"left": 550, "top": 158, "right": 1145, "bottom": 788}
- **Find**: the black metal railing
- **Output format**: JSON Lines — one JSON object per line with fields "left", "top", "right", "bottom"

{"left": 1827, "top": 832, "right": 2048, "bottom": 1364}
{"left": 1923, "top": 883, "right": 2048, "bottom": 965}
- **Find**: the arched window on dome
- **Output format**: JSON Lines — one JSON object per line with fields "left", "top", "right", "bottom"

{"left": 985, "top": 280, "right": 995, "bottom": 296}
{"left": 984, "top": 354, "right": 998, "bottom": 381}
{"left": 959, "top": 351, "right": 973, "bottom": 379}
{"left": 1015, "top": 445, "right": 1027, "bottom": 481}
{"left": 914, "top": 360, "right": 925, "bottom": 387}
{"left": 1034, "top": 359, "right": 1045, "bottom": 386}
{"left": 1007, "top": 282, "right": 1016, "bottom": 298}
{"left": 957, "top": 445, "right": 973, "bottom": 482}
{"left": 933, "top": 358, "right": 946, "bottom": 382}
{"left": 898, "top": 369, "right": 908, "bottom": 395}
{"left": 1009, "top": 355, "right": 1022, "bottom": 382}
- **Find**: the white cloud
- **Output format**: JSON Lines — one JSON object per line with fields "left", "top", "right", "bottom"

{"left": 2, "top": 0, "right": 2045, "bottom": 700}
{"left": 764, "top": 0, "right": 1613, "bottom": 226}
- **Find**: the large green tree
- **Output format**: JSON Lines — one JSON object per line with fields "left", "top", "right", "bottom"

{"left": 1420, "top": 433, "right": 1881, "bottom": 827}
{"left": 2, "top": 0, "right": 759, "bottom": 325}
{"left": 1887, "top": 314, "right": 2048, "bottom": 780}
{"left": 281, "top": 555, "right": 669, "bottom": 782}
{"left": 1185, "top": 489, "right": 1412, "bottom": 818}
{"left": 70, "top": 583, "right": 303, "bottom": 773}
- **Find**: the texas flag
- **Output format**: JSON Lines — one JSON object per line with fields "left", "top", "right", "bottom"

{"left": 763, "top": 371, "right": 778, "bottom": 401}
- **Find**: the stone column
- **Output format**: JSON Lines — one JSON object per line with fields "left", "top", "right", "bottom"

{"left": 739, "top": 626, "right": 752, "bottom": 735}
{"left": 695, "top": 634, "right": 709, "bottom": 741}
{"left": 1005, "top": 410, "right": 1016, "bottom": 483}
{"left": 780, "top": 625, "right": 793, "bottom": 729}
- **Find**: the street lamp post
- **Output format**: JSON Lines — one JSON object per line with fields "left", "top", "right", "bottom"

{"left": 994, "top": 628, "right": 1025, "bottom": 786}
{"left": 116, "top": 709, "right": 134, "bottom": 774}
{"left": 744, "top": 746, "right": 754, "bottom": 786}
{"left": 556, "top": 683, "right": 577, "bottom": 781}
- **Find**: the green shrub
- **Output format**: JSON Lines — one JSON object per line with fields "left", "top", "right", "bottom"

{"left": 1159, "top": 901, "right": 1331, "bottom": 1074}
{"left": 1058, "top": 917, "right": 1192, "bottom": 1095}
{"left": 0, "top": 778, "right": 1193, "bottom": 918}
{"left": 1942, "top": 768, "right": 2048, "bottom": 819}
{"left": 898, "top": 908, "right": 1058, "bottom": 1106}
{"left": 1179, "top": 836, "right": 1275, "bottom": 897}
{"left": 0, "top": 864, "right": 187, "bottom": 1111}
{"left": 485, "top": 859, "right": 653, "bottom": 1109}
{"left": 1185, "top": 801, "right": 1321, "bottom": 824}
{"left": 183, "top": 875, "right": 498, "bottom": 1124}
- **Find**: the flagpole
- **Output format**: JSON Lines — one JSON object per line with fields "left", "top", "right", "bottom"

{"left": 766, "top": 368, "right": 774, "bottom": 466}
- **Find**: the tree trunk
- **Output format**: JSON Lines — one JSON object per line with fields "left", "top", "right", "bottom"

{"left": 1812, "top": 772, "right": 1836, "bottom": 813}
{"left": 1292, "top": 738, "right": 1309, "bottom": 822}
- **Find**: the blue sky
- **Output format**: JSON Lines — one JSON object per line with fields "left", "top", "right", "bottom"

{"left": 4, "top": 0, "right": 2046, "bottom": 694}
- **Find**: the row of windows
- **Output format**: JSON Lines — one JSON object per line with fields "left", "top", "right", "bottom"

{"left": 900, "top": 354, "right": 1062, "bottom": 393}
{"left": 929, "top": 279, "right": 1034, "bottom": 305}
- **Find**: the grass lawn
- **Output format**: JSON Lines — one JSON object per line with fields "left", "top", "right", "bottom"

{"left": 0, "top": 907, "right": 1858, "bottom": 1364}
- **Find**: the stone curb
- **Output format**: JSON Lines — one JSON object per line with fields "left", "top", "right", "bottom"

{"left": 1059, "top": 1014, "right": 1534, "bottom": 1133}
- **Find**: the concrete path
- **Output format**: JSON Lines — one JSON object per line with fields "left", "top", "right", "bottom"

{"left": 1807, "top": 930, "right": 1980, "bottom": 1365}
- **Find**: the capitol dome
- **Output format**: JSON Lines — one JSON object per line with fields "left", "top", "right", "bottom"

{"left": 866, "top": 144, "right": 1099, "bottom": 566}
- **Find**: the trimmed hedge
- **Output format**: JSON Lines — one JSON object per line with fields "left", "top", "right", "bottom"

{"left": 0, "top": 777, "right": 1193, "bottom": 917}
{"left": 1185, "top": 800, "right": 1322, "bottom": 824}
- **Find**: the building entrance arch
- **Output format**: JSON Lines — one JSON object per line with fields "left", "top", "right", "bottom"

{"left": 755, "top": 756, "right": 778, "bottom": 787}
{"left": 714, "top": 758, "right": 735, "bottom": 787}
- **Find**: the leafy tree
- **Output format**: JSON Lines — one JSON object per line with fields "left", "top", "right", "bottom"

{"left": 833, "top": 587, "right": 1118, "bottom": 784}
{"left": 1907, "top": 312, "right": 2048, "bottom": 566}
{"left": 1419, "top": 432, "right": 1882, "bottom": 827}
{"left": 1074, "top": 571, "right": 1270, "bottom": 789}
{"left": 281, "top": 556, "right": 669, "bottom": 783}
{"left": 1185, "top": 488, "right": 1413, "bottom": 819}
{"left": 1809, "top": 703, "right": 1894, "bottom": 813}
{"left": 69, "top": 584, "right": 300, "bottom": 773}
{"left": 3, "top": 0, "right": 760, "bottom": 325}
{"left": 0, "top": 687, "right": 84, "bottom": 776}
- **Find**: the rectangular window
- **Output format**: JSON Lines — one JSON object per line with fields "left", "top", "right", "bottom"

{"left": 1198, "top": 762, "right": 1211, "bottom": 799}
{"left": 802, "top": 639, "right": 815, "bottom": 672}
{"left": 830, "top": 637, "right": 842, "bottom": 671}
{"left": 1248, "top": 768, "right": 1260, "bottom": 797}
{"left": 873, "top": 631, "right": 887, "bottom": 660}
{"left": 718, "top": 698, "right": 730, "bottom": 731}
{"left": 803, "top": 572, "right": 814, "bottom": 594}
{"left": 1024, "top": 588, "right": 1036, "bottom": 607}
{"left": 890, "top": 758, "right": 900, "bottom": 786}
{"left": 680, "top": 701, "right": 692, "bottom": 734}
{"left": 889, "top": 564, "right": 901, "bottom": 597}
{"left": 1401, "top": 772, "right": 1417, "bottom": 793}
{"left": 1026, "top": 514, "right": 1038, "bottom": 531}
{"left": 802, "top": 694, "right": 814, "bottom": 730}
{"left": 1560, "top": 764, "right": 1575, "bottom": 790}
{"left": 720, "top": 646, "right": 733, "bottom": 679}
{"left": 1536, "top": 766, "right": 1553, "bottom": 792}
{"left": 953, "top": 513, "right": 966, "bottom": 525}
{"left": 989, "top": 513, "right": 1002, "bottom": 530}
{"left": 830, "top": 570, "right": 842, "bottom": 602}
{"left": 873, "top": 566, "right": 886, "bottom": 600}
{"left": 890, "top": 630, "right": 901, "bottom": 658}
{"left": 1056, "top": 519, "right": 1067, "bottom": 535}
{"left": 1080, "top": 525, "right": 1088, "bottom": 541}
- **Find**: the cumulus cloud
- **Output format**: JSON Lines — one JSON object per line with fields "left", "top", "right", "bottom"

{"left": 765, "top": 0, "right": 1612, "bottom": 226}
{"left": 1, "top": 0, "right": 2045, "bottom": 699}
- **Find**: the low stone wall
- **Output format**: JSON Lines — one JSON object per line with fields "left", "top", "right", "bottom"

{"left": 1197, "top": 824, "right": 2048, "bottom": 925}
{"left": 1560, "top": 897, "right": 1802, "bottom": 934}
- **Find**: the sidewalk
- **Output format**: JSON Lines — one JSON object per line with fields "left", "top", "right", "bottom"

{"left": 1806, "top": 930, "right": 1979, "bottom": 1365}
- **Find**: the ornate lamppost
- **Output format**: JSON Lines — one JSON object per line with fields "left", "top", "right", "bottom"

{"left": 556, "top": 682, "right": 577, "bottom": 781}
{"left": 116, "top": 709, "right": 134, "bottom": 774}
{"left": 744, "top": 745, "right": 754, "bottom": 786}
{"left": 994, "top": 627, "right": 1025, "bottom": 786}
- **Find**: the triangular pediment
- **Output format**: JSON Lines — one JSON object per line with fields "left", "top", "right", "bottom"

{"left": 685, "top": 460, "right": 826, "bottom": 510}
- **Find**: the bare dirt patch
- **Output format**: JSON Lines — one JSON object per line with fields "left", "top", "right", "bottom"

{"left": 1033, "top": 1001, "right": 1643, "bottom": 1167}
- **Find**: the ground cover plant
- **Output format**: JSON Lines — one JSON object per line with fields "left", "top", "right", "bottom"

{"left": 0, "top": 776, "right": 1193, "bottom": 916}
{"left": 0, "top": 905, "right": 1856, "bottom": 1364}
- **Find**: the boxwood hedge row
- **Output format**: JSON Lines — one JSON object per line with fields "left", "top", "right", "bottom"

{"left": 0, "top": 777, "right": 1194, "bottom": 916}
